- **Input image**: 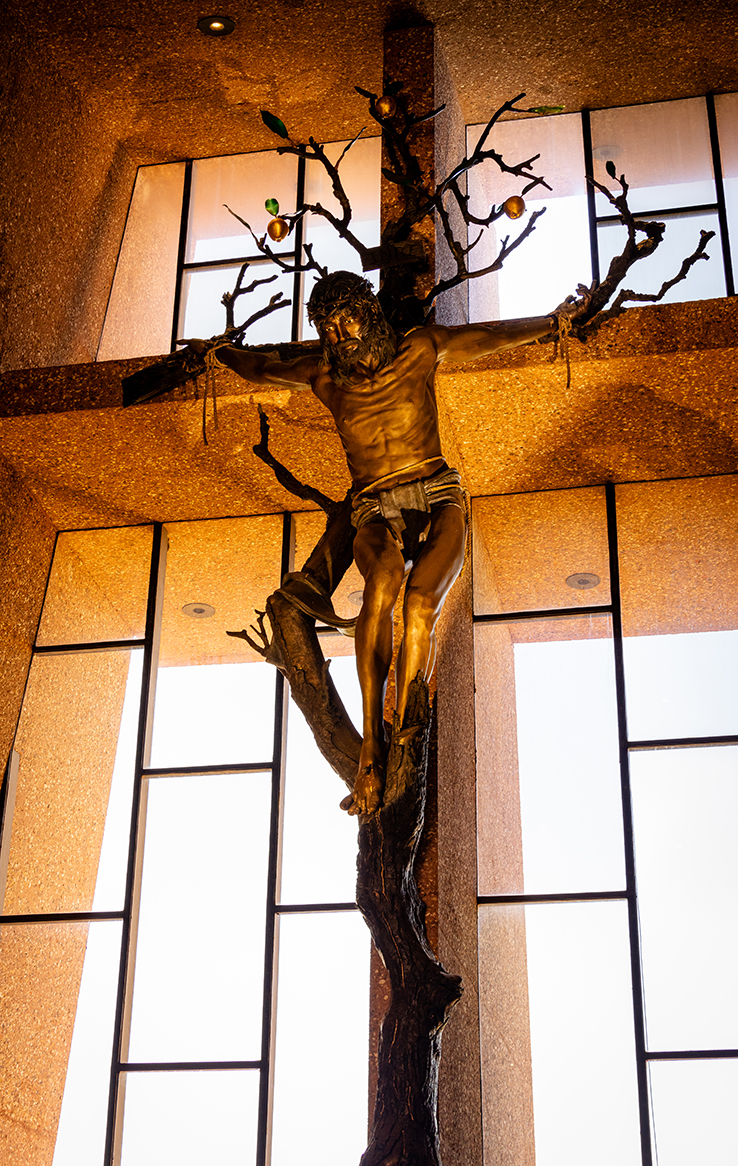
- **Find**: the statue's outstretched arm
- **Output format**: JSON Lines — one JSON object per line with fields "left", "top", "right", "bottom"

{"left": 186, "top": 338, "right": 319, "bottom": 390}
{"left": 428, "top": 315, "right": 556, "bottom": 363}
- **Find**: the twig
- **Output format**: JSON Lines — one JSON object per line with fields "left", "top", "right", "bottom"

{"left": 252, "top": 406, "right": 335, "bottom": 512}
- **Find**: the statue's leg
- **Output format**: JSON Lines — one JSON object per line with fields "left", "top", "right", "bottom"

{"left": 348, "top": 520, "right": 406, "bottom": 815}
{"left": 396, "top": 504, "right": 466, "bottom": 723}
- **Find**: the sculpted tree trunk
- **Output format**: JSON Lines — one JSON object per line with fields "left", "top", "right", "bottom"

{"left": 231, "top": 479, "right": 461, "bottom": 1166}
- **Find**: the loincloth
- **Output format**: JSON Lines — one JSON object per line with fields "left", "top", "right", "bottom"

{"left": 351, "top": 463, "right": 465, "bottom": 560}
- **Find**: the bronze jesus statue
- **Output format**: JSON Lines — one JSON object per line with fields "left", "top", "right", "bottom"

{"left": 190, "top": 271, "right": 559, "bottom": 816}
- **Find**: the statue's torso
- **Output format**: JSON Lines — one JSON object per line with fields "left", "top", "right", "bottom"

{"left": 312, "top": 330, "right": 444, "bottom": 490}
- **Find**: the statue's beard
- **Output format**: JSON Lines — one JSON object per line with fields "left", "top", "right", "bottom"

{"left": 323, "top": 327, "right": 397, "bottom": 386}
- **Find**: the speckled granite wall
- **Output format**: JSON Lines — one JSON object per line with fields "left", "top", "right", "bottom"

{"left": 0, "top": 24, "right": 138, "bottom": 372}
{"left": 0, "top": 458, "right": 56, "bottom": 778}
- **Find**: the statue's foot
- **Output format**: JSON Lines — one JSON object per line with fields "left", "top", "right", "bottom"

{"left": 340, "top": 738, "right": 386, "bottom": 816}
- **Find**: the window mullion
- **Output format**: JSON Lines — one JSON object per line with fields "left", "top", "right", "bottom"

{"left": 170, "top": 159, "right": 194, "bottom": 352}
{"left": 580, "top": 108, "right": 601, "bottom": 286}
{"left": 256, "top": 511, "right": 293, "bottom": 1166}
{"left": 705, "top": 92, "right": 736, "bottom": 297}
{"left": 104, "top": 522, "right": 168, "bottom": 1166}
{"left": 605, "top": 482, "right": 653, "bottom": 1166}
{"left": 292, "top": 154, "right": 307, "bottom": 342}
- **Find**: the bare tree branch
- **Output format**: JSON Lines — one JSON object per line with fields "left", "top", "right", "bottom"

{"left": 252, "top": 406, "right": 336, "bottom": 512}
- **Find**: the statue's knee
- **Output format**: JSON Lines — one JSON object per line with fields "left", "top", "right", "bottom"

{"left": 363, "top": 571, "right": 404, "bottom": 616}
{"left": 403, "top": 586, "right": 440, "bottom": 632}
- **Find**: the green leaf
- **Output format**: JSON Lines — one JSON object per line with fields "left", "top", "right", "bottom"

{"left": 606, "top": 160, "right": 617, "bottom": 179}
{"left": 385, "top": 79, "right": 404, "bottom": 95}
{"left": 355, "top": 85, "right": 377, "bottom": 100}
{"left": 260, "top": 109, "right": 289, "bottom": 139}
{"left": 381, "top": 167, "right": 415, "bottom": 188}
{"left": 265, "top": 197, "right": 280, "bottom": 216}
{"left": 528, "top": 104, "right": 565, "bottom": 115}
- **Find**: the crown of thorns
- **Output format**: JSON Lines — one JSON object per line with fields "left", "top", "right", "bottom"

{"left": 307, "top": 271, "right": 383, "bottom": 332}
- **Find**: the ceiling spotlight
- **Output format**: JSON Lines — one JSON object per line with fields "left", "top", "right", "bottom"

{"left": 197, "top": 14, "right": 235, "bottom": 36}
{"left": 182, "top": 602, "right": 216, "bottom": 618}
{"left": 565, "top": 573, "right": 601, "bottom": 590}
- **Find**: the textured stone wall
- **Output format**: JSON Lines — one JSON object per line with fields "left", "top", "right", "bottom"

{"left": 0, "top": 23, "right": 137, "bottom": 372}
{"left": 0, "top": 458, "right": 56, "bottom": 776}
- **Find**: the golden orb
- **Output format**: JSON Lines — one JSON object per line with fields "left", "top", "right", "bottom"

{"left": 267, "top": 217, "right": 290, "bottom": 242}
{"left": 375, "top": 95, "right": 397, "bottom": 119}
{"left": 502, "top": 195, "right": 526, "bottom": 220}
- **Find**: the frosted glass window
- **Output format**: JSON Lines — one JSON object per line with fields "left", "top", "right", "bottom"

{"left": 149, "top": 515, "right": 283, "bottom": 768}
{"left": 4, "top": 651, "right": 140, "bottom": 914}
{"left": 716, "top": 92, "right": 738, "bottom": 290}
{"left": 467, "top": 113, "right": 591, "bottom": 321}
{"left": 472, "top": 487, "right": 610, "bottom": 615}
{"left": 178, "top": 261, "right": 294, "bottom": 345}
{"left": 186, "top": 151, "right": 298, "bottom": 262}
{"left": 280, "top": 656, "right": 362, "bottom": 905}
{"left": 648, "top": 1060, "right": 738, "bottom": 1166}
{"left": 475, "top": 617, "right": 625, "bottom": 896}
{"left": 150, "top": 661, "right": 276, "bottom": 768}
{"left": 119, "top": 1070, "right": 260, "bottom": 1166}
{"left": 591, "top": 99, "right": 716, "bottom": 215}
{"left": 631, "top": 747, "right": 738, "bottom": 1051}
{"left": 127, "top": 772, "right": 271, "bottom": 1062}
{"left": 598, "top": 210, "right": 725, "bottom": 305}
{"left": 51, "top": 922, "right": 123, "bottom": 1166}
{"left": 0, "top": 921, "right": 121, "bottom": 1166}
{"left": 617, "top": 476, "right": 738, "bottom": 740}
{"left": 98, "top": 163, "right": 185, "bottom": 361}
{"left": 478, "top": 902, "right": 641, "bottom": 1166}
{"left": 270, "top": 911, "right": 370, "bottom": 1166}
{"left": 301, "top": 136, "right": 382, "bottom": 337}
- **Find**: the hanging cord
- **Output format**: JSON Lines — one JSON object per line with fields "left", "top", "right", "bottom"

{"left": 198, "top": 342, "right": 232, "bottom": 445}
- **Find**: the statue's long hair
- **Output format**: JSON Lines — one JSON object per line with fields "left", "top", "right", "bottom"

{"left": 307, "top": 271, "right": 397, "bottom": 384}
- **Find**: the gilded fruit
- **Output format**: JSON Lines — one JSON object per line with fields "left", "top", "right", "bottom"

{"left": 267, "top": 217, "right": 290, "bottom": 242}
{"left": 375, "top": 94, "right": 397, "bottom": 119}
{"left": 502, "top": 195, "right": 526, "bottom": 220}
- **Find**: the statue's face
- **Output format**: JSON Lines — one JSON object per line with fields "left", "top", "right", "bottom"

{"left": 321, "top": 307, "right": 365, "bottom": 352}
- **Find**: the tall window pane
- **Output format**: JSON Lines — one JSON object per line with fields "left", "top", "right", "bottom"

{"left": 715, "top": 92, "right": 738, "bottom": 291}
{"left": 478, "top": 902, "right": 641, "bottom": 1166}
{"left": 186, "top": 151, "right": 298, "bottom": 263}
{"left": 127, "top": 772, "right": 271, "bottom": 1062}
{"left": 98, "top": 163, "right": 185, "bottom": 361}
{"left": 270, "top": 911, "right": 370, "bottom": 1166}
{"left": 631, "top": 746, "right": 738, "bottom": 1051}
{"left": 475, "top": 617, "right": 624, "bottom": 896}
{"left": 467, "top": 112, "right": 591, "bottom": 321}
{"left": 598, "top": 210, "right": 725, "bottom": 304}
{"left": 301, "top": 136, "right": 382, "bottom": 336}
{"left": 590, "top": 99, "right": 716, "bottom": 214}
{"left": 648, "top": 1060, "right": 738, "bottom": 1166}
{"left": 280, "top": 655, "right": 361, "bottom": 905}
{"left": 150, "top": 516, "right": 283, "bottom": 768}
{"left": 0, "top": 921, "right": 121, "bottom": 1165}
{"left": 119, "top": 1070, "right": 260, "bottom": 1166}
{"left": 4, "top": 650, "right": 139, "bottom": 914}
{"left": 617, "top": 476, "right": 738, "bottom": 740}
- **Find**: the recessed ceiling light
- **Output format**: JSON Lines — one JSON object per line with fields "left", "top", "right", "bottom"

{"left": 182, "top": 602, "right": 216, "bottom": 618}
{"left": 197, "top": 14, "right": 235, "bottom": 36}
{"left": 565, "top": 573, "right": 601, "bottom": 590}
